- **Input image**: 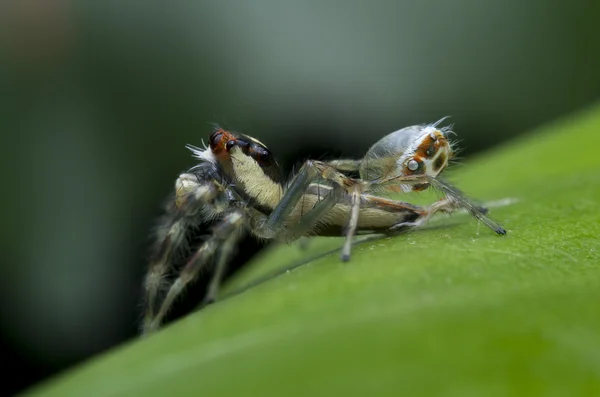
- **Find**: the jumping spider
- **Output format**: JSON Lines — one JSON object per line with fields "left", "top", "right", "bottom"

{"left": 142, "top": 119, "right": 506, "bottom": 334}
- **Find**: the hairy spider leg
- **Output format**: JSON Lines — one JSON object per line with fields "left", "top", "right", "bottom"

{"left": 147, "top": 209, "right": 245, "bottom": 333}
{"left": 143, "top": 173, "right": 228, "bottom": 334}
{"left": 147, "top": 164, "right": 348, "bottom": 332}
{"left": 203, "top": 219, "right": 245, "bottom": 305}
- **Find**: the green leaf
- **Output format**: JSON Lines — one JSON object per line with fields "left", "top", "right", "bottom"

{"left": 25, "top": 104, "right": 600, "bottom": 397}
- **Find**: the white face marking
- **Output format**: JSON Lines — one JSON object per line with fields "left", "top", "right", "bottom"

{"left": 423, "top": 143, "right": 450, "bottom": 177}
{"left": 186, "top": 144, "right": 217, "bottom": 164}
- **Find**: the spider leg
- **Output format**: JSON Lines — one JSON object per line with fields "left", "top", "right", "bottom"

{"left": 261, "top": 160, "right": 358, "bottom": 238}
{"left": 143, "top": 173, "right": 228, "bottom": 334}
{"left": 388, "top": 197, "right": 459, "bottom": 231}
{"left": 147, "top": 209, "right": 245, "bottom": 333}
{"left": 203, "top": 215, "right": 246, "bottom": 305}
{"left": 144, "top": 215, "right": 187, "bottom": 332}
{"left": 341, "top": 185, "right": 362, "bottom": 261}
{"left": 254, "top": 159, "right": 370, "bottom": 260}
{"left": 367, "top": 174, "right": 506, "bottom": 235}
{"left": 281, "top": 184, "right": 345, "bottom": 240}
{"left": 326, "top": 158, "right": 362, "bottom": 173}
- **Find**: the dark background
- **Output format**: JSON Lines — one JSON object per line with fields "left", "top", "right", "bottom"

{"left": 1, "top": 1, "right": 599, "bottom": 395}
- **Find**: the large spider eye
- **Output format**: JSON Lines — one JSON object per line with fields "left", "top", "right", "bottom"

{"left": 254, "top": 147, "right": 272, "bottom": 166}
{"left": 228, "top": 138, "right": 250, "bottom": 153}
{"left": 209, "top": 131, "right": 223, "bottom": 149}
{"left": 407, "top": 159, "right": 419, "bottom": 171}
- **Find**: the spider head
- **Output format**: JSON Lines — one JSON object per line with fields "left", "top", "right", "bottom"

{"left": 359, "top": 119, "right": 455, "bottom": 192}
{"left": 209, "top": 128, "right": 283, "bottom": 209}
{"left": 209, "top": 128, "right": 281, "bottom": 182}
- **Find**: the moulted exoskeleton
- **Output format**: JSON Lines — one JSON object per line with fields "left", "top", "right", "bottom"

{"left": 142, "top": 120, "right": 506, "bottom": 334}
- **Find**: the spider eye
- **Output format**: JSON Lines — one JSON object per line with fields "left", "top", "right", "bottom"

{"left": 425, "top": 146, "right": 435, "bottom": 157}
{"left": 209, "top": 131, "right": 224, "bottom": 149}
{"left": 407, "top": 159, "right": 419, "bottom": 171}
{"left": 254, "top": 148, "right": 272, "bottom": 166}
{"left": 225, "top": 140, "right": 236, "bottom": 150}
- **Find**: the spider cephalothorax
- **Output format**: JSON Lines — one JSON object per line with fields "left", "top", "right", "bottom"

{"left": 143, "top": 121, "right": 505, "bottom": 334}
{"left": 350, "top": 121, "right": 455, "bottom": 192}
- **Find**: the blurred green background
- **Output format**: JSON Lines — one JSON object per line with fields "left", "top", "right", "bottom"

{"left": 0, "top": 1, "right": 599, "bottom": 394}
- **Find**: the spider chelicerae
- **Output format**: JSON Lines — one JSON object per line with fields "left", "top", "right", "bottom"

{"left": 142, "top": 120, "right": 506, "bottom": 334}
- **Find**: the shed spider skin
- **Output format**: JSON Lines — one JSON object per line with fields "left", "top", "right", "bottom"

{"left": 142, "top": 122, "right": 505, "bottom": 334}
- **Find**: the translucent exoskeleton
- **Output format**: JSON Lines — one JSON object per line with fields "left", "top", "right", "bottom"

{"left": 142, "top": 120, "right": 506, "bottom": 334}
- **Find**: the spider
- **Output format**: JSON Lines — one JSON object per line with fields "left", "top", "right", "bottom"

{"left": 142, "top": 120, "right": 506, "bottom": 334}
